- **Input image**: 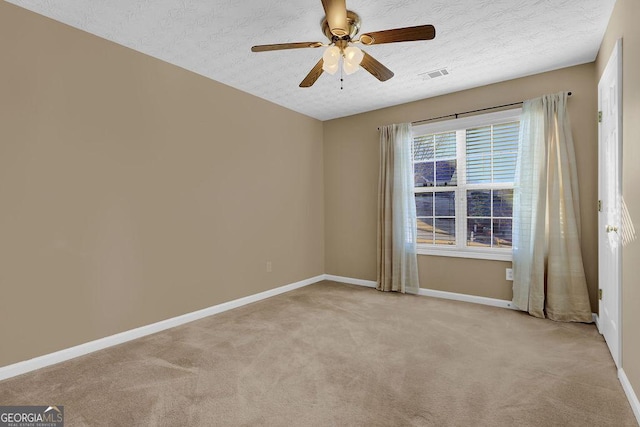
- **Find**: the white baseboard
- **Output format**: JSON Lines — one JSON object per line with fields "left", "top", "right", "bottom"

{"left": 417, "top": 288, "right": 516, "bottom": 310}
{"left": 323, "top": 274, "right": 377, "bottom": 288}
{"left": 0, "top": 275, "right": 326, "bottom": 382}
{"left": 325, "top": 274, "right": 515, "bottom": 310}
{"left": 593, "top": 313, "right": 601, "bottom": 332}
{"left": 619, "top": 368, "right": 640, "bottom": 425}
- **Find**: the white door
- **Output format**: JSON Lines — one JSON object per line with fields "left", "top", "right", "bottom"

{"left": 598, "top": 39, "right": 622, "bottom": 368}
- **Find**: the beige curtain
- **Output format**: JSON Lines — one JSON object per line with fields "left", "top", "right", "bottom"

{"left": 512, "top": 92, "right": 592, "bottom": 322}
{"left": 377, "top": 123, "right": 419, "bottom": 294}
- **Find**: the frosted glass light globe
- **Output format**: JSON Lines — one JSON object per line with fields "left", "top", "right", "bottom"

{"left": 322, "top": 46, "right": 341, "bottom": 75}
{"left": 342, "top": 46, "right": 364, "bottom": 75}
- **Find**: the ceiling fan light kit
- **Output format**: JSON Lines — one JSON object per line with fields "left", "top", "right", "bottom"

{"left": 251, "top": 0, "right": 436, "bottom": 87}
{"left": 322, "top": 45, "right": 364, "bottom": 75}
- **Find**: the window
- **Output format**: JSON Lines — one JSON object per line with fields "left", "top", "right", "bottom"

{"left": 412, "top": 109, "right": 520, "bottom": 261}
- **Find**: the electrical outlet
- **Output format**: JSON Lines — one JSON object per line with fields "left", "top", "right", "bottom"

{"left": 506, "top": 268, "right": 513, "bottom": 281}
{"left": 266, "top": 261, "right": 272, "bottom": 273}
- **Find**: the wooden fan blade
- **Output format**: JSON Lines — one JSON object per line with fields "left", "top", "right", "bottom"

{"left": 300, "top": 58, "right": 325, "bottom": 87}
{"left": 251, "top": 42, "right": 323, "bottom": 52}
{"left": 360, "top": 51, "right": 394, "bottom": 82}
{"left": 321, "top": 0, "right": 348, "bottom": 36}
{"left": 359, "top": 25, "right": 436, "bottom": 45}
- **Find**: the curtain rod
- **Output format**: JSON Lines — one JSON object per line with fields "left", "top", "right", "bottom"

{"left": 378, "top": 91, "right": 572, "bottom": 130}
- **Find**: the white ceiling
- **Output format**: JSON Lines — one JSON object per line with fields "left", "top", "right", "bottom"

{"left": 8, "top": 0, "right": 616, "bottom": 121}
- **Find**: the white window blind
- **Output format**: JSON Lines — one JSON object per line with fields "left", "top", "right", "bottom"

{"left": 466, "top": 122, "right": 519, "bottom": 184}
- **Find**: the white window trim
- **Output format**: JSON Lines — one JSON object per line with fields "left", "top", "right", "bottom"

{"left": 412, "top": 108, "right": 522, "bottom": 136}
{"left": 416, "top": 246, "right": 513, "bottom": 261}
{"left": 413, "top": 108, "right": 521, "bottom": 262}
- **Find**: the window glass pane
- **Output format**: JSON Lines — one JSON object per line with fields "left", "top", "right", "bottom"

{"left": 435, "top": 132, "right": 456, "bottom": 159}
{"left": 466, "top": 127, "right": 491, "bottom": 156}
{"left": 466, "top": 122, "right": 518, "bottom": 185}
{"left": 435, "top": 160, "right": 457, "bottom": 186}
{"left": 434, "top": 218, "right": 455, "bottom": 245}
{"left": 467, "top": 155, "right": 491, "bottom": 184}
{"left": 415, "top": 193, "right": 434, "bottom": 217}
{"left": 467, "top": 190, "right": 491, "bottom": 217}
{"left": 414, "top": 162, "right": 435, "bottom": 187}
{"left": 417, "top": 218, "right": 434, "bottom": 244}
{"left": 413, "top": 135, "right": 434, "bottom": 161}
{"left": 467, "top": 218, "right": 492, "bottom": 247}
{"left": 493, "top": 122, "right": 519, "bottom": 153}
{"left": 493, "top": 189, "right": 514, "bottom": 218}
{"left": 493, "top": 219, "right": 512, "bottom": 248}
{"left": 415, "top": 131, "right": 457, "bottom": 188}
{"left": 434, "top": 191, "right": 456, "bottom": 216}
{"left": 493, "top": 153, "right": 517, "bottom": 183}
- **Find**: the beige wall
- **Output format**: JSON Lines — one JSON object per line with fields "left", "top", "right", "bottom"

{"left": 0, "top": 2, "right": 324, "bottom": 367}
{"left": 596, "top": 0, "right": 640, "bottom": 407}
{"left": 324, "top": 64, "right": 598, "bottom": 306}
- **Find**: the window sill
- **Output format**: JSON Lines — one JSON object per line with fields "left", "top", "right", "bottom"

{"left": 416, "top": 246, "right": 513, "bottom": 262}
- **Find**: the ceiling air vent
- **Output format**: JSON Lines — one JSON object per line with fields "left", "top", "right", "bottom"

{"left": 419, "top": 68, "right": 449, "bottom": 80}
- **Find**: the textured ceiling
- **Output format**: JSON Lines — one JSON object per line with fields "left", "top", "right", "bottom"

{"left": 7, "top": 0, "right": 616, "bottom": 121}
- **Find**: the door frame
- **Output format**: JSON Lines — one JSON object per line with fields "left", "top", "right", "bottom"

{"left": 597, "top": 38, "right": 623, "bottom": 368}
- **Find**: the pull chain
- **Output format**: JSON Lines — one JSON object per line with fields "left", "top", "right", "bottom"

{"left": 340, "top": 59, "right": 344, "bottom": 90}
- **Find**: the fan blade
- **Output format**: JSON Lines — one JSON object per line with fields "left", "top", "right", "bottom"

{"left": 300, "top": 58, "right": 325, "bottom": 87}
{"left": 252, "top": 42, "right": 323, "bottom": 52}
{"left": 360, "top": 51, "right": 394, "bottom": 82}
{"left": 359, "top": 25, "right": 436, "bottom": 45}
{"left": 321, "top": 0, "right": 349, "bottom": 36}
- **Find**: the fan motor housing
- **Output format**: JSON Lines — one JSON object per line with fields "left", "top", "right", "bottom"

{"left": 321, "top": 11, "right": 361, "bottom": 41}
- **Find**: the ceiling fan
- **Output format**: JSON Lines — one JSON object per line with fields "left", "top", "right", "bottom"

{"left": 251, "top": 0, "right": 436, "bottom": 87}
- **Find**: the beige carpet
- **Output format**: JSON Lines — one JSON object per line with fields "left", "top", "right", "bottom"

{"left": 0, "top": 281, "right": 636, "bottom": 426}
